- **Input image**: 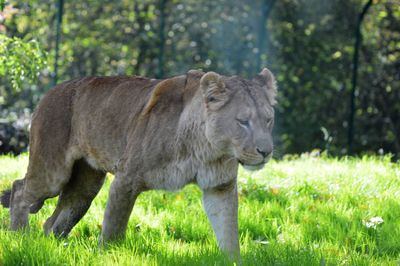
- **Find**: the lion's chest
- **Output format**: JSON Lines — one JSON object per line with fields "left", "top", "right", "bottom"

{"left": 143, "top": 158, "right": 198, "bottom": 191}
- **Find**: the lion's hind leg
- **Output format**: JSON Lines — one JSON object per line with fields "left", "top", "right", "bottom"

{"left": 9, "top": 178, "right": 31, "bottom": 230}
{"left": 44, "top": 159, "right": 106, "bottom": 237}
{"left": 9, "top": 177, "right": 53, "bottom": 230}
{"left": 9, "top": 157, "right": 74, "bottom": 231}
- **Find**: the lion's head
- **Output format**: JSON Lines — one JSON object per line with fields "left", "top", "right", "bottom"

{"left": 200, "top": 68, "right": 277, "bottom": 171}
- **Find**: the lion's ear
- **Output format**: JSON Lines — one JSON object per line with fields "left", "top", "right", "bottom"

{"left": 200, "top": 72, "right": 227, "bottom": 108}
{"left": 254, "top": 68, "right": 277, "bottom": 105}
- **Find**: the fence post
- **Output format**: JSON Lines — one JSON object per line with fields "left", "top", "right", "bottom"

{"left": 347, "top": 0, "right": 373, "bottom": 154}
{"left": 256, "top": 0, "right": 276, "bottom": 71}
{"left": 157, "top": 0, "right": 167, "bottom": 79}
{"left": 53, "top": 0, "right": 64, "bottom": 86}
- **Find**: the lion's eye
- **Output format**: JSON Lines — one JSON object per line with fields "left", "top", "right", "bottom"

{"left": 237, "top": 119, "right": 250, "bottom": 127}
{"left": 207, "top": 96, "right": 216, "bottom": 102}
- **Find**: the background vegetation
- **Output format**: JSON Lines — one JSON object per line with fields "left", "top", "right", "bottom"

{"left": 1, "top": 2, "right": 399, "bottom": 264}
{"left": 0, "top": 0, "right": 399, "bottom": 157}
{"left": 0, "top": 154, "right": 399, "bottom": 265}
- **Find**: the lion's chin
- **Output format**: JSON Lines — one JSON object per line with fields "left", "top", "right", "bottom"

{"left": 242, "top": 163, "right": 265, "bottom": 171}
{"left": 238, "top": 160, "right": 266, "bottom": 171}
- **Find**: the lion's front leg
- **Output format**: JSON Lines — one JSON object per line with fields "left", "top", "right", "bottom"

{"left": 100, "top": 172, "right": 142, "bottom": 244}
{"left": 202, "top": 181, "right": 240, "bottom": 257}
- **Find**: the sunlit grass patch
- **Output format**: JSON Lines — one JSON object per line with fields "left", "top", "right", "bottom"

{"left": 0, "top": 153, "right": 399, "bottom": 265}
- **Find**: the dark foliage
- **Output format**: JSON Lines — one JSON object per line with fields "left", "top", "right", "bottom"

{"left": 0, "top": 122, "right": 29, "bottom": 155}
{"left": 0, "top": 0, "right": 398, "bottom": 157}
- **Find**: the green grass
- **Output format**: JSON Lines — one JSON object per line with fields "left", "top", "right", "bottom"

{"left": 0, "top": 154, "right": 399, "bottom": 265}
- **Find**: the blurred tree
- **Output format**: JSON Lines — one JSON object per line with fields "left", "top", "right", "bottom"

{"left": 0, "top": 4, "right": 47, "bottom": 91}
{"left": 354, "top": 0, "right": 400, "bottom": 155}
{"left": 0, "top": 2, "right": 47, "bottom": 154}
{"left": 0, "top": 35, "right": 46, "bottom": 90}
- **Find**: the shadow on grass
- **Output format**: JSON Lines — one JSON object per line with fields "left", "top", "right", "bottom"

{"left": 110, "top": 239, "right": 325, "bottom": 266}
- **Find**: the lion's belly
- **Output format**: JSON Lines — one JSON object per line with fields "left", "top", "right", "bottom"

{"left": 143, "top": 158, "right": 197, "bottom": 191}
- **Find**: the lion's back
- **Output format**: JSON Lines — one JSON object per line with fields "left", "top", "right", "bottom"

{"left": 29, "top": 76, "right": 159, "bottom": 167}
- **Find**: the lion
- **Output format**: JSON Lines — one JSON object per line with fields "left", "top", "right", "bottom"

{"left": 1, "top": 68, "right": 277, "bottom": 256}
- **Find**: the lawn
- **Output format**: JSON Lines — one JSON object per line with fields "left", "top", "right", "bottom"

{"left": 0, "top": 153, "right": 399, "bottom": 265}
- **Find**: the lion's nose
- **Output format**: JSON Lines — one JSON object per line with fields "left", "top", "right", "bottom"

{"left": 256, "top": 148, "right": 270, "bottom": 158}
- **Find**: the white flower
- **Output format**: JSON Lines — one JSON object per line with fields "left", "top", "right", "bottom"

{"left": 254, "top": 239, "right": 269, "bottom": 245}
{"left": 370, "top": 217, "right": 384, "bottom": 224}
{"left": 363, "top": 216, "right": 384, "bottom": 229}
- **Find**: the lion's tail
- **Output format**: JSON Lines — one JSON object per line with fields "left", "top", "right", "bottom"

{"left": 0, "top": 189, "right": 11, "bottom": 208}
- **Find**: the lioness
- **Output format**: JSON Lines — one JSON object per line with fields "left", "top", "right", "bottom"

{"left": 1, "top": 68, "right": 277, "bottom": 256}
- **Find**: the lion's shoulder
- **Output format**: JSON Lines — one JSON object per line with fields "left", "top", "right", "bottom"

{"left": 142, "top": 70, "right": 205, "bottom": 115}
{"left": 142, "top": 75, "right": 186, "bottom": 114}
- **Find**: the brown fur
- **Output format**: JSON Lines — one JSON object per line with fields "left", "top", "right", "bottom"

{"left": 3, "top": 69, "right": 277, "bottom": 257}
{"left": 142, "top": 75, "right": 186, "bottom": 115}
